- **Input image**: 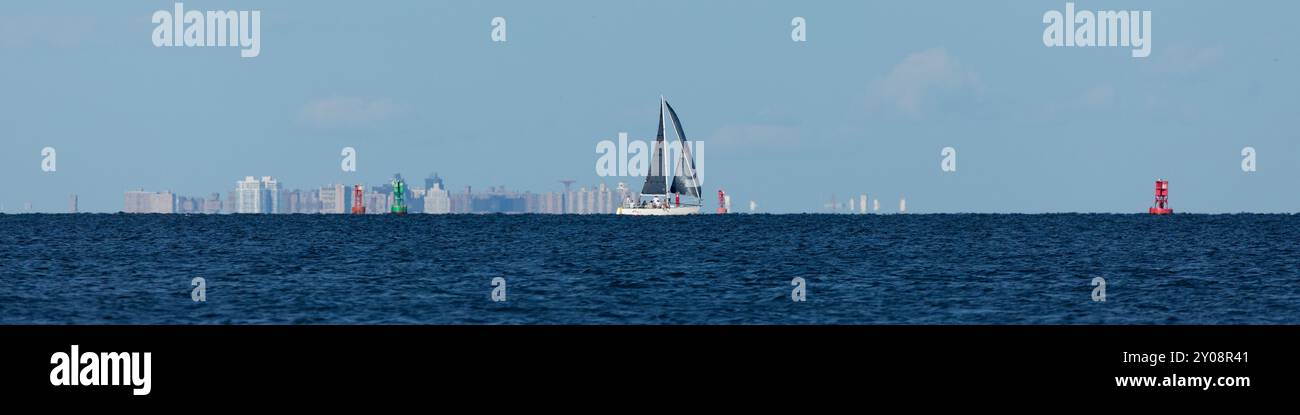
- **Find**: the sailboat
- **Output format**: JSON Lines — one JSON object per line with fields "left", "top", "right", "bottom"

{"left": 616, "top": 97, "right": 703, "bottom": 215}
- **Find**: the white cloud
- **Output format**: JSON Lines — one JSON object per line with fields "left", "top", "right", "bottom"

{"left": 297, "top": 97, "right": 402, "bottom": 128}
{"left": 869, "top": 48, "right": 983, "bottom": 118}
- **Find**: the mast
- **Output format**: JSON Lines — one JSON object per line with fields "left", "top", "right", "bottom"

{"left": 661, "top": 96, "right": 669, "bottom": 196}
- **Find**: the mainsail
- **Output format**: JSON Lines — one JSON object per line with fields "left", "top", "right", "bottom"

{"left": 640, "top": 102, "right": 668, "bottom": 195}
{"left": 665, "top": 100, "right": 702, "bottom": 199}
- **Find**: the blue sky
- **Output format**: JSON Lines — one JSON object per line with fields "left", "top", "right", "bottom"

{"left": 1, "top": 0, "right": 1296, "bottom": 213}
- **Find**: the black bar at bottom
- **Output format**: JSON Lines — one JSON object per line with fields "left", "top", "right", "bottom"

{"left": 2, "top": 325, "right": 1294, "bottom": 402}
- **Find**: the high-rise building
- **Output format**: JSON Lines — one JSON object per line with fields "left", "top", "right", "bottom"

{"left": 305, "top": 188, "right": 322, "bottom": 213}
{"left": 261, "top": 176, "right": 280, "bottom": 214}
{"left": 285, "top": 190, "right": 300, "bottom": 213}
{"left": 236, "top": 176, "right": 264, "bottom": 213}
{"left": 277, "top": 188, "right": 292, "bottom": 214}
{"left": 465, "top": 186, "right": 526, "bottom": 213}
{"left": 124, "top": 190, "right": 176, "bottom": 213}
{"left": 424, "top": 183, "right": 450, "bottom": 214}
{"left": 204, "top": 193, "right": 222, "bottom": 214}
{"left": 546, "top": 192, "right": 561, "bottom": 213}
{"left": 365, "top": 191, "right": 390, "bottom": 214}
{"left": 68, "top": 194, "right": 77, "bottom": 213}
{"left": 175, "top": 196, "right": 196, "bottom": 213}
{"left": 424, "top": 173, "right": 444, "bottom": 193}
{"left": 450, "top": 186, "right": 472, "bottom": 213}
{"left": 407, "top": 187, "right": 425, "bottom": 214}
{"left": 319, "top": 184, "right": 347, "bottom": 214}
{"left": 597, "top": 182, "right": 612, "bottom": 213}
{"left": 503, "top": 184, "right": 620, "bottom": 214}
{"left": 224, "top": 191, "right": 238, "bottom": 213}
{"left": 234, "top": 176, "right": 281, "bottom": 214}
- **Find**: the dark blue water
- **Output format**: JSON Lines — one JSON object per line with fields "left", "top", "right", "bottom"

{"left": 1, "top": 214, "right": 1297, "bottom": 324}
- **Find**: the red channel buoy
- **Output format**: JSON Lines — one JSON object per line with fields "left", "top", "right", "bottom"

{"left": 1148, "top": 179, "right": 1173, "bottom": 215}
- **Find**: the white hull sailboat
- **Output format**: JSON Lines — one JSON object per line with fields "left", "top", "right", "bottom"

{"left": 617, "top": 205, "right": 701, "bottom": 216}
{"left": 616, "top": 97, "right": 704, "bottom": 216}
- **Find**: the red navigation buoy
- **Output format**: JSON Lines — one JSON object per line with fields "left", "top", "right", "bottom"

{"left": 1148, "top": 179, "right": 1172, "bottom": 215}
{"left": 351, "top": 184, "right": 366, "bottom": 214}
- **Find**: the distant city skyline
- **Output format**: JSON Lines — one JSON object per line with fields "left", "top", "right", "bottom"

{"left": 111, "top": 172, "right": 635, "bottom": 215}
{"left": 3, "top": 1, "right": 1297, "bottom": 213}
